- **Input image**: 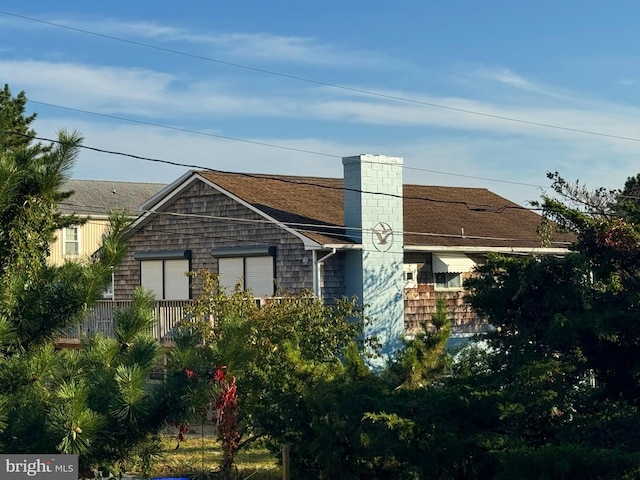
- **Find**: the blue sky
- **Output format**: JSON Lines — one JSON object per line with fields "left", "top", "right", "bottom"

{"left": 2, "top": 1, "right": 640, "bottom": 207}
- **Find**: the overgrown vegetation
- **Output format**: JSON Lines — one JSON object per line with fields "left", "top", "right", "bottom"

{"left": 0, "top": 85, "right": 241, "bottom": 479}
{"left": 4, "top": 83, "right": 640, "bottom": 478}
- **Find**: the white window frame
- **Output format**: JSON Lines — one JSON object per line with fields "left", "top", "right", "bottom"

{"left": 403, "top": 264, "right": 418, "bottom": 289}
{"left": 102, "top": 271, "right": 115, "bottom": 299}
{"left": 63, "top": 226, "right": 80, "bottom": 257}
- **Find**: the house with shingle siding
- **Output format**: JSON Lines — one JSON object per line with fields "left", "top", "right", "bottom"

{"left": 112, "top": 154, "right": 570, "bottom": 350}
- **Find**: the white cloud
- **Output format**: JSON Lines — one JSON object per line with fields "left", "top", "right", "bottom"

{"left": 5, "top": 49, "right": 639, "bottom": 211}
{"left": 468, "top": 66, "right": 567, "bottom": 99}
{"left": 30, "top": 116, "right": 636, "bottom": 211}
{"left": 7, "top": 54, "right": 640, "bottom": 145}
{"left": 7, "top": 57, "right": 640, "bottom": 157}
{"left": 34, "top": 118, "right": 347, "bottom": 182}
{"left": 1, "top": 60, "right": 174, "bottom": 108}
{"left": 305, "top": 83, "right": 640, "bottom": 151}
{"left": 0, "top": 60, "right": 287, "bottom": 118}
{"left": 9, "top": 15, "right": 384, "bottom": 68}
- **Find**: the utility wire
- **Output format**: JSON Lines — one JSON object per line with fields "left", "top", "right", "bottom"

{"left": 3, "top": 9, "right": 640, "bottom": 144}
{"left": 13, "top": 131, "right": 537, "bottom": 212}
{"left": 403, "top": 165, "right": 545, "bottom": 188}
{"left": 27, "top": 99, "right": 549, "bottom": 190}
{"left": 67, "top": 203, "right": 571, "bottom": 246}
{"left": 27, "top": 100, "right": 339, "bottom": 158}
{"left": 77, "top": 217, "right": 570, "bottom": 257}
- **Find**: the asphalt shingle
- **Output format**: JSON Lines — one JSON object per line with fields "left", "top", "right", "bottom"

{"left": 199, "top": 171, "right": 571, "bottom": 249}
{"left": 59, "top": 180, "right": 167, "bottom": 216}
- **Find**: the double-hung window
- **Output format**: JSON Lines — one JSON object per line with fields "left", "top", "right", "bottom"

{"left": 213, "top": 246, "right": 276, "bottom": 297}
{"left": 134, "top": 250, "right": 191, "bottom": 300}
{"left": 63, "top": 227, "right": 80, "bottom": 256}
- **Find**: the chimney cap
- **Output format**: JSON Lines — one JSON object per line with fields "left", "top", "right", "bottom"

{"left": 342, "top": 154, "right": 403, "bottom": 165}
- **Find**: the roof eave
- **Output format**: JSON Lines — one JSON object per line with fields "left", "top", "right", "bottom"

{"left": 311, "top": 244, "right": 569, "bottom": 254}
{"left": 139, "top": 170, "right": 196, "bottom": 211}
{"left": 404, "top": 245, "right": 571, "bottom": 255}
{"left": 310, "top": 243, "right": 363, "bottom": 251}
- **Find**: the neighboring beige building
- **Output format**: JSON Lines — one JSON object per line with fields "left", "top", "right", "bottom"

{"left": 49, "top": 180, "right": 167, "bottom": 270}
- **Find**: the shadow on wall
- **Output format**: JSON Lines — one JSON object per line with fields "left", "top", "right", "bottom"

{"left": 361, "top": 252, "right": 404, "bottom": 359}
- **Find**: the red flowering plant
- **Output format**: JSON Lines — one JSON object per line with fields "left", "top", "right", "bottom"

{"left": 209, "top": 366, "right": 240, "bottom": 478}
{"left": 163, "top": 362, "right": 240, "bottom": 479}
{"left": 163, "top": 271, "right": 251, "bottom": 465}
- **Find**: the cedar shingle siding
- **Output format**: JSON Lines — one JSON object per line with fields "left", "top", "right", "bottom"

{"left": 116, "top": 179, "right": 319, "bottom": 299}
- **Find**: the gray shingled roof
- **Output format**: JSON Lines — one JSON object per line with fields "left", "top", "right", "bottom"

{"left": 59, "top": 180, "right": 167, "bottom": 216}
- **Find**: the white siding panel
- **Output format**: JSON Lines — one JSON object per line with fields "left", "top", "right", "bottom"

{"left": 219, "top": 257, "right": 244, "bottom": 294}
{"left": 164, "top": 259, "right": 190, "bottom": 300}
{"left": 246, "top": 256, "right": 274, "bottom": 297}
{"left": 141, "top": 260, "right": 163, "bottom": 299}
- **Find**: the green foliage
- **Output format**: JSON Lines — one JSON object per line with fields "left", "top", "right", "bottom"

{"left": 494, "top": 446, "right": 640, "bottom": 480}
{"left": 385, "top": 297, "right": 452, "bottom": 389}
{"left": 0, "top": 87, "right": 128, "bottom": 350}
{"left": 0, "top": 83, "right": 40, "bottom": 153}
{"left": 173, "top": 270, "right": 465, "bottom": 479}
{"left": 148, "top": 169, "right": 640, "bottom": 478}
{"left": 0, "top": 86, "right": 189, "bottom": 478}
{"left": 0, "top": 291, "right": 171, "bottom": 474}
{"left": 446, "top": 171, "right": 640, "bottom": 478}
{"left": 0, "top": 127, "right": 82, "bottom": 282}
{"left": 47, "top": 380, "right": 106, "bottom": 455}
{"left": 5, "top": 153, "right": 632, "bottom": 479}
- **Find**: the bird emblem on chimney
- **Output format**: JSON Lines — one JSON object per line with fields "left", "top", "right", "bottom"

{"left": 372, "top": 222, "right": 394, "bottom": 251}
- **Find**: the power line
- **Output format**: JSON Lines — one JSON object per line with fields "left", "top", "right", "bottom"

{"left": 27, "top": 100, "right": 339, "bottom": 158}
{"left": 3, "top": 9, "right": 640, "bottom": 144}
{"left": 75, "top": 211, "right": 570, "bottom": 252}
{"left": 27, "top": 99, "right": 548, "bottom": 190}
{"left": 402, "top": 165, "right": 545, "bottom": 189}
{"left": 13, "top": 131, "right": 538, "bottom": 212}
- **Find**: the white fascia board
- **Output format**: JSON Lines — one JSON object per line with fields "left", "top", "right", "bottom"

{"left": 196, "top": 174, "right": 322, "bottom": 250}
{"left": 313, "top": 243, "right": 363, "bottom": 251}
{"left": 139, "top": 170, "right": 196, "bottom": 211}
{"left": 404, "top": 245, "right": 570, "bottom": 255}
{"left": 81, "top": 214, "right": 110, "bottom": 221}
{"left": 128, "top": 172, "right": 201, "bottom": 233}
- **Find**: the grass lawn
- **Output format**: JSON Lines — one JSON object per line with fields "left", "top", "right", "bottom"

{"left": 144, "top": 430, "right": 282, "bottom": 480}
